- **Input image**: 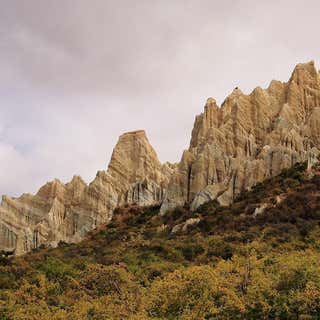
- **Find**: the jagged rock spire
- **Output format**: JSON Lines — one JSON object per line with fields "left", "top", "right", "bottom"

{"left": 0, "top": 130, "right": 172, "bottom": 255}
{"left": 160, "top": 60, "right": 320, "bottom": 213}
{"left": 1, "top": 61, "right": 320, "bottom": 254}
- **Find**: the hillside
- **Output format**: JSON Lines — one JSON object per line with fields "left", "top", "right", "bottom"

{"left": 1, "top": 161, "right": 320, "bottom": 319}
{"left": 1, "top": 61, "right": 320, "bottom": 255}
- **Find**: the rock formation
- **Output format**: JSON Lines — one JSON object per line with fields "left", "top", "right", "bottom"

{"left": 107, "top": 130, "right": 173, "bottom": 206}
{"left": 160, "top": 61, "right": 320, "bottom": 213}
{"left": 1, "top": 61, "right": 320, "bottom": 255}
{"left": 0, "top": 130, "right": 172, "bottom": 255}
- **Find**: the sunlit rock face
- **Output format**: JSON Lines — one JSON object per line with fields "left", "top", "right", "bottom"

{"left": 107, "top": 130, "right": 173, "bottom": 206}
{"left": 0, "top": 130, "right": 172, "bottom": 255}
{"left": 161, "top": 61, "right": 320, "bottom": 213}
{"left": 1, "top": 61, "right": 320, "bottom": 255}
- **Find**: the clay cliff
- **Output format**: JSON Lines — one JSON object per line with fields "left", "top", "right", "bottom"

{"left": 0, "top": 130, "right": 172, "bottom": 255}
{"left": 1, "top": 61, "right": 320, "bottom": 255}
{"left": 161, "top": 61, "right": 320, "bottom": 213}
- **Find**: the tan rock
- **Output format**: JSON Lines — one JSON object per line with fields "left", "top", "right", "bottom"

{"left": 171, "top": 217, "right": 201, "bottom": 234}
{"left": 253, "top": 203, "right": 268, "bottom": 217}
{"left": 0, "top": 130, "right": 171, "bottom": 255}
{"left": 1, "top": 61, "right": 320, "bottom": 255}
{"left": 161, "top": 61, "right": 320, "bottom": 213}
{"left": 108, "top": 130, "right": 172, "bottom": 206}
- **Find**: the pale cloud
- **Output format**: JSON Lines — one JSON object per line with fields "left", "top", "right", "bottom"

{"left": 0, "top": 0, "right": 319, "bottom": 196}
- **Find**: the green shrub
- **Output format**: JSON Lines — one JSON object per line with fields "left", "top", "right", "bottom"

{"left": 178, "top": 243, "right": 205, "bottom": 261}
{"left": 37, "top": 257, "right": 76, "bottom": 282}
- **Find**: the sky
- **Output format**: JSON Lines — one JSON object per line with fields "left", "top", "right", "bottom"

{"left": 0, "top": 0, "right": 319, "bottom": 196}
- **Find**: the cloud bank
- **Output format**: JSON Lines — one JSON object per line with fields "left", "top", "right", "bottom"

{"left": 0, "top": 0, "right": 319, "bottom": 196}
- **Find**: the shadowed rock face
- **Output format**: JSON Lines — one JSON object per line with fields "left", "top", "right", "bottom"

{"left": 1, "top": 61, "right": 320, "bottom": 255}
{"left": 160, "top": 61, "right": 320, "bottom": 213}
{"left": 0, "top": 130, "right": 172, "bottom": 255}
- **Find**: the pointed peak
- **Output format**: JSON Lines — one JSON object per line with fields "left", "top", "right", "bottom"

{"left": 267, "top": 79, "right": 285, "bottom": 92}
{"left": 71, "top": 174, "right": 81, "bottom": 181}
{"left": 231, "top": 86, "right": 243, "bottom": 94}
{"left": 290, "top": 60, "right": 318, "bottom": 84}
{"left": 227, "top": 87, "right": 244, "bottom": 101}
{"left": 36, "top": 178, "right": 66, "bottom": 199}
{"left": 120, "top": 130, "right": 147, "bottom": 138}
{"left": 53, "top": 178, "right": 63, "bottom": 184}
{"left": 113, "top": 129, "right": 156, "bottom": 154}
{"left": 251, "top": 86, "right": 264, "bottom": 94}
{"left": 205, "top": 97, "right": 217, "bottom": 106}
{"left": 41, "top": 178, "right": 64, "bottom": 188}
{"left": 116, "top": 130, "right": 150, "bottom": 148}
{"left": 221, "top": 87, "right": 245, "bottom": 107}
{"left": 107, "top": 127, "right": 166, "bottom": 189}
{"left": 69, "top": 175, "right": 86, "bottom": 186}
{"left": 204, "top": 97, "right": 219, "bottom": 112}
{"left": 294, "top": 60, "right": 315, "bottom": 71}
{"left": 114, "top": 130, "right": 152, "bottom": 154}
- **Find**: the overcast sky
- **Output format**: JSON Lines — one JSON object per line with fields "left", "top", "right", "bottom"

{"left": 0, "top": 0, "right": 319, "bottom": 196}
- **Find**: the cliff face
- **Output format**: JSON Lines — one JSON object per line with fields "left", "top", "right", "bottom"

{"left": 107, "top": 130, "right": 173, "bottom": 206}
{"left": 0, "top": 130, "right": 172, "bottom": 255}
{"left": 1, "top": 61, "right": 320, "bottom": 255}
{"left": 160, "top": 61, "right": 320, "bottom": 213}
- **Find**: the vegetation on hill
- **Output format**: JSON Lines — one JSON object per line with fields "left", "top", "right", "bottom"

{"left": 1, "top": 162, "right": 320, "bottom": 319}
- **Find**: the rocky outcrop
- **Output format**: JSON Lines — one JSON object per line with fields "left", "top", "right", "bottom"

{"left": 1, "top": 61, "right": 320, "bottom": 255}
{"left": 107, "top": 130, "right": 173, "bottom": 206}
{"left": 0, "top": 130, "right": 172, "bottom": 255}
{"left": 171, "top": 217, "right": 201, "bottom": 234}
{"left": 160, "top": 61, "right": 320, "bottom": 213}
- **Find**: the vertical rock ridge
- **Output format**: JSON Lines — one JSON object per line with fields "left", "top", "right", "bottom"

{"left": 1, "top": 61, "right": 320, "bottom": 254}
{"left": 160, "top": 61, "right": 320, "bottom": 213}
{"left": 0, "top": 130, "right": 172, "bottom": 255}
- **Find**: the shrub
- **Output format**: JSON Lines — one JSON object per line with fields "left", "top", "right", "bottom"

{"left": 38, "top": 257, "right": 76, "bottom": 282}
{"left": 178, "top": 242, "right": 205, "bottom": 261}
{"left": 207, "top": 237, "right": 234, "bottom": 260}
{"left": 80, "top": 264, "right": 143, "bottom": 314}
{"left": 146, "top": 265, "right": 244, "bottom": 319}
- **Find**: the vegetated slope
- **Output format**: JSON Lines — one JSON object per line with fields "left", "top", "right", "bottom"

{"left": 2, "top": 61, "right": 320, "bottom": 256}
{"left": 1, "top": 162, "right": 320, "bottom": 319}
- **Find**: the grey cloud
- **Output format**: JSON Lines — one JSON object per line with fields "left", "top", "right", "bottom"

{"left": 0, "top": 0, "right": 319, "bottom": 196}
